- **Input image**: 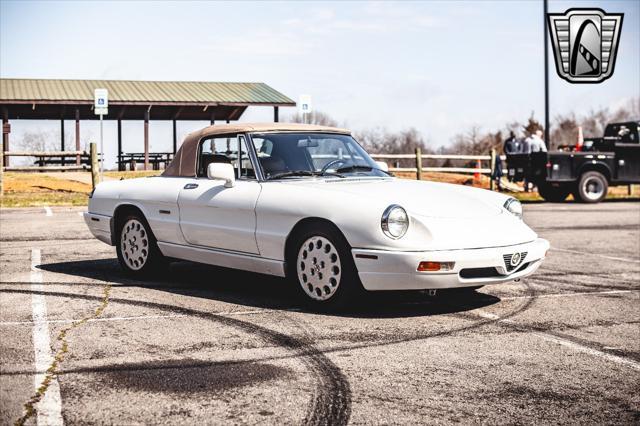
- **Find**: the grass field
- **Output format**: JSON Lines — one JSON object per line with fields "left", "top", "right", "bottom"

{"left": 0, "top": 170, "right": 637, "bottom": 207}
{"left": 0, "top": 171, "right": 161, "bottom": 207}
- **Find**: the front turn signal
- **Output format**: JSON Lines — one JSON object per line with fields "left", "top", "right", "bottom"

{"left": 417, "top": 261, "right": 455, "bottom": 272}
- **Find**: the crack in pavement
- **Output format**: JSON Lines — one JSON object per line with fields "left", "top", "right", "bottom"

{"left": 14, "top": 257, "right": 112, "bottom": 426}
{"left": 2, "top": 287, "right": 352, "bottom": 426}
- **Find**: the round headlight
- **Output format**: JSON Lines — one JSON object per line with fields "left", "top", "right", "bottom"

{"left": 381, "top": 205, "right": 409, "bottom": 239}
{"left": 504, "top": 198, "right": 523, "bottom": 219}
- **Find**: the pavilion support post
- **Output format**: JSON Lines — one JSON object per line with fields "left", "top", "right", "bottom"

{"left": 274, "top": 106, "right": 279, "bottom": 122}
{"left": 144, "top": 110, "right": 150, "bottom": 171}
{"left": 2, "top": 108, "right": 9, "bottom": 167}
{"left": 75, "top": 109, "right": 81, "bottom": 165}
{"left": 117, "top": 119, "right": 123, "bottom": 171}
{"left": 210, "top": 112, "right": 215, "bottom": 125}
{"left": 60, "top": 119, "right": 65, "bottom": 151}
{"left": 60, "top": 118, "right": 65, "bottom": 170}
{"left": 172, "top": 120, "right": 177, "bottom": 154}
{"left": 0, "top": 142, "right": 3, "bottom": 195}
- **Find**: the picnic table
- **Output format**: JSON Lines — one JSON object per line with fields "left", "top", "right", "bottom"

{"left": 118, "top": 152, "right": 173, "bottom": 171}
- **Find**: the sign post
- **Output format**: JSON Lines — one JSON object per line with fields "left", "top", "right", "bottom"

{"left": 299, "top": 95, "right": 312, "bottom": 124}
{"left": 94, "top": 88, "right": 108, "bottom": 181}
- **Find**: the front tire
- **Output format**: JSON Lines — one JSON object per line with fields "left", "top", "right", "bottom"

{"left": 574, "top": 171, "right": 608, "bottom": 203}
{"left": 286, "top": 223, "right": 363, "bottom": 310}
{"left": 537, "top": 183, "right": 570, "bottom": 202}
{"left": 116, "top": 214, "right": 166, "bottom": 277}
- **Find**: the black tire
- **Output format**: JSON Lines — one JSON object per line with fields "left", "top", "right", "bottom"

{"left": 537, "top": 183, "right": 570, "bottom": 202}
{"left": 286, "top": 222, "right": 364, "bottom": 311}
{"left": 574, "top": 171, "right": 608, "bottom": 203}
{"left": 116, "top": 213, "right": 167, "bottom": 277}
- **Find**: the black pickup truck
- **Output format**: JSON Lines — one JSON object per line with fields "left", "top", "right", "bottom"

{"left": 506, "top": 121, "right": 640, "bottom": 203}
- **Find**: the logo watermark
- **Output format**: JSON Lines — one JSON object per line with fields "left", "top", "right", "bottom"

{"left": 547, "top": 8, "right": 623, "bottom": 83}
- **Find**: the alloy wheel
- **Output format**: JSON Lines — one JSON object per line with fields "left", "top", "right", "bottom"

{"left": 297, "top": 236, "right": 342, "bottom": 301}
{"left": 120, "top": 219, "right": 149, "bottom": 271}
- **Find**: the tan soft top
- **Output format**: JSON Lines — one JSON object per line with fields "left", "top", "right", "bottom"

{"left": 162, "top": 122, "right": 351, "bottom": 177}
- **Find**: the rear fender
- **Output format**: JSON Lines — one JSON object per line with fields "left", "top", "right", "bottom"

{"left": 577, "top": 161, "right": 612, "bottom": 182}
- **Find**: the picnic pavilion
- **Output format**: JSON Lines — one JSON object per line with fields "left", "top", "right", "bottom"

{"left": 0, "top": 78, "right": 295, "bottom": 170}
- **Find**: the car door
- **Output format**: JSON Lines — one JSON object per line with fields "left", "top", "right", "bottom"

{"left": 178, "top": 134, "right": 261, "bottom": 254}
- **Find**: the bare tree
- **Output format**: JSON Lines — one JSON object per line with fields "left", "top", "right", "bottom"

{"left": 289, "top": 110, "right": 340, "bottom": 127}
{"left": 357, "top": 128, "right": 432, "bottom": 167}
{"left": 287, "top": 98, "right": 638, "bottom": 159}
{"left": 445, "top": 126, "right": 503, "bottom": 156}
{"left": 549, "top": 97, "right": 639, "bottom": 148}
{"left": 13, "top": 129, "right": 74, "bottom": 166}
{"left": 19, "top": 130, "right": 60, "bottom": 152}
{"left": 550, "top": 113, "right": 579, "bottom": 149}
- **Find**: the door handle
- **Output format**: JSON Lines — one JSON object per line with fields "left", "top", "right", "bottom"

{"left": 183, "top": 183, "right": 199, "bottom": 189}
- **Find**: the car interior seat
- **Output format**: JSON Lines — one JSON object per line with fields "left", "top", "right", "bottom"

{"left": 260, "top": 156, "right": 288, "bottom": 177}
{"left": 199, "top": 153, "right": 232, "bottom": 177}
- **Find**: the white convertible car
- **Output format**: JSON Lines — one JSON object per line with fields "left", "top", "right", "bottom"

{"left": 85, "top": 123, "right": 549, "bottom": 308}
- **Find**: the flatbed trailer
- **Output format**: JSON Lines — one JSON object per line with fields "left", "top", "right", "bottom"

{"left": 506, "top": 121, "right": 640, "bottom": 203}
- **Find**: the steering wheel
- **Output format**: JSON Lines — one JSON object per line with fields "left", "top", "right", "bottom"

{"left": 320, "top": 159, "right": 349, "bottom": 174}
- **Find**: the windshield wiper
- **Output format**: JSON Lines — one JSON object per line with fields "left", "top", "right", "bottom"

{"left": 267, "top": 170, "right": 346, "bottom": 180}
{"left": 266, "top": 170, "right": 316, "bottom": 180}
{"left": 319, "top": 170, "right": 345, "bottom": 178}
{"left": 335, "top": 165, "right": 374, "bottom": 173}
{"left": 335, "top": 164, "right": 393, "bottom": 176}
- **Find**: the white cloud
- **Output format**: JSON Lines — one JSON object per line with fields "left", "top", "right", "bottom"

{"left": 207, "top": 30, "right": 313, "bottom": 56}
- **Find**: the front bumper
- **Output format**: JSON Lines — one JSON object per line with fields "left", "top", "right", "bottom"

{"left": 83, "top": 212, "right": 113, "bottom": 245}
{"left": 352, "top": 238, "right": 549, "bottom": 291}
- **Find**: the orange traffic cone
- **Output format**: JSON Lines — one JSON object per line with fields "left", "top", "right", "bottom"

{"left": 576, "top": 126, "right": 584, "bottom": 152}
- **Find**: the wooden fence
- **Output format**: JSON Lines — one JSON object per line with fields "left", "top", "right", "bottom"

{"left": 0, "top": 145, "right": 507, "bottom": 195}
{"left": 1, "top": 143, "right": 101, "bottom": 194}
{"left": 2, "top": 151, "right": 92, "bottom": 172}
{"left": 371, "top": 148, "right": 506, "bottom": 189}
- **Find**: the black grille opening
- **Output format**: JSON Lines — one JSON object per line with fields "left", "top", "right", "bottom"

{"left": 459, "top": 262, "right": 532, "bottom": 279}
{"left": 459, "top": 267, "right": 500, "bottom": 279}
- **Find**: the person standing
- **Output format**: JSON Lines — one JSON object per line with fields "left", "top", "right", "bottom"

{"left": 529, "top": 130, "right": 547, "bottom": 152}
{"left": 522, "top": 129, "right": 548, "bottom": 192}
{"left": 504, "top": 131, "right": 522, "bottom": 154}
{"left": 492, "top": 152, "right": 504, "bottom": 190}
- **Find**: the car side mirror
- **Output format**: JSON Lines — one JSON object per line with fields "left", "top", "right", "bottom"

{"left": 375, "top": 161, "right": 389, "bottom": 172}
{"left": 207, "top": 163, "right": 235, "bottom": 188}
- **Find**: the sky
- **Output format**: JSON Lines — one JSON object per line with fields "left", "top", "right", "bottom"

{"left": 1, "top": 0, "right": 638, "bottom": 168}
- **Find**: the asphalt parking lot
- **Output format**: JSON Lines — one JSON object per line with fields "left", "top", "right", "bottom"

{"left": 1, "top": 202, "right": 639, "bottom": 425}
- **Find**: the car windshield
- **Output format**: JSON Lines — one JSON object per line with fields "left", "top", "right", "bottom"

{"left": 250, "top": 132, "right": 387, "bottom": 179}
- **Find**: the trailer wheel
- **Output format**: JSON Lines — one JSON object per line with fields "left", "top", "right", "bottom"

{"left": 574, "top": 171, "right": 608, "bottom": 203}
{"left": 537, "top": 184, "right": 570, "bottom": 202}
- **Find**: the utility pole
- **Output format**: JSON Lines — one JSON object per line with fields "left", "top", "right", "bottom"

{"left": 543, "top": 0, "right": 550, "bottom": 148}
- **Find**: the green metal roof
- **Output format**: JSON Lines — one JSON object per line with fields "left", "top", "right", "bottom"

{"left": 0, "top": 78, "right": 295, "bottom": 106}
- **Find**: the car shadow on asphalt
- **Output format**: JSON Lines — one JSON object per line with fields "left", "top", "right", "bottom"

{"left": 39, "top": 258, "right": 500, "bottom": 319}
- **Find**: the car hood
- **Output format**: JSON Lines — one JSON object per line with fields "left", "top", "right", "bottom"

{"left": 288, "top": 177, "right": 505, "bottom": 219}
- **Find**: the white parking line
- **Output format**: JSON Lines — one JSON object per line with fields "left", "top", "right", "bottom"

{"left": 43, "top": 206, "right": 53, "bottom": 217}
{"left": 531, "top": 332, "right": 640, "bottom": 372}
{"left": 77, "top": 212, "right": 84, "bottom": 217}
{"left": 475, "top": 309, "right": 640, "bottom": 371}
{"left": 550, "top": 247, "right": 640, "bottom": 264}
{"left": 30, "top": 248, "right": 64, "bottom": 426}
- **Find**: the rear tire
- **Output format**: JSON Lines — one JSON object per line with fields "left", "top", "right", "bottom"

{"left": 537, "top": 183, "right": 570, "bottom": 202}
{"left": 286, "top": 223, "right": 364, "bottom": 311}
{"left": 116, "top": 213, "right": 167, "bottom": 277}
{"left": 574, "top": 171, "right": 608, "bottom": 203}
